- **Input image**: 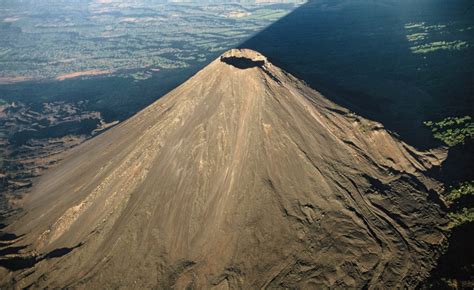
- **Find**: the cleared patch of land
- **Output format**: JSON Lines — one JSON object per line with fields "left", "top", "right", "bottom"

{"left": 0, "top": 77, "right": 32, "bottom": 85}
{"left": 56, "top": 70, "right": 113, "bottom": 81}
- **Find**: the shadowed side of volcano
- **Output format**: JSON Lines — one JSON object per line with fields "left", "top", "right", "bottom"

{"left": 241, "top": 0, "right": 474, "bottom": 150}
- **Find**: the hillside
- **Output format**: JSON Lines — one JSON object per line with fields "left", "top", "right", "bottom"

{"left": 0, "top": 49, "right": 448, "bottom": 288}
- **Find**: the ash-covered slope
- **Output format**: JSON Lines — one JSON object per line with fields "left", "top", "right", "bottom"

{"left": 1, "top": 49, "right": 447, "bottom": 288}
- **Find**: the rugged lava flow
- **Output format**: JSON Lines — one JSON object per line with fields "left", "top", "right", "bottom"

{"left": 0, "top": 49, "right": 447, "bottom": 288}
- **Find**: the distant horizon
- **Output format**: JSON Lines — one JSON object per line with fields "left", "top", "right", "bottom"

{"left": 0, "top": 0, "right": 472, "bottom": 288}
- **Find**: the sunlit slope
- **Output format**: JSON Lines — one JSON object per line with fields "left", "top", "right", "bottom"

{"left": 2, "top": 49, "right": 447, "bottom": 288}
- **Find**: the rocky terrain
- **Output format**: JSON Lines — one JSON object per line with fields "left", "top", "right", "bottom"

{"left": 0, "top": 101, "right": 117, "bottom": 218}
{"left": 0, "top": 49, "right": 448, "bottom": 288}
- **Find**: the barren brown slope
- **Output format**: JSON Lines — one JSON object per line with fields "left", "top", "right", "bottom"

{"left": 1, "top": 49, "right": 447, "bottom": 288}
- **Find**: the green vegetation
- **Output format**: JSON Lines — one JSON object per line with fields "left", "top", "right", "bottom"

{"left": 425, "top": 180, "right": 474, "bottom": 287}
{"left": 441, "top": 181, "right": 474, "bottom": 229}
{"left": 410, "top": 40, "right": 469, "bottom": 54}
{"left": 444, "top": 181, "right": 474, "bottom": 205}
{"left": 130, "top": 72, "right": 153, "bottom": 81}
{"left": 447, "top": 208, "right": 474, "bottom": 229}
{"left": 404, "top": 22, "right": 447, "bottom": 32}
{"left": 405, "top": 21, "right": 469, "bottom": 55}
{"left": 406, "top": 32, "right": 428, "bottom": 42}
{"left": 245, "top": 9, "right": 289, "bottom": 21}
{"left": 404, "top": 22, "right": 426, "bottom": 29}
{"left": 423, "top": 116, "right": 474, "bottom": 146}
{"left": 0, "top": 1, "right": 300, "bottom": 81}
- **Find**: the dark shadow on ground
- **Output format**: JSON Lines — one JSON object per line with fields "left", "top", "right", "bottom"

{"left": 220, "top": 56, "right": 265, "bottom": 69}
{"left": 241, "top": 0, "right": 474, "bottom": 150}
{"left": 0, "top": 233, "right": 18, "bottom": 241}
{"left": 0, "top": 231, "right": 82, "bottom": 271}
{"left": 241, "top": 1, "right": 474, "bottom": 287}
{"left": 428, "top": 140, "right": 474, "bottom": 185}
{"left": 421, "top": 222, "right": 474, "bottom": 289}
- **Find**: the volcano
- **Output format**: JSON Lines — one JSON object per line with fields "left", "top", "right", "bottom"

{"left": 0, "top": 49, "right": 447, "bottom": 288}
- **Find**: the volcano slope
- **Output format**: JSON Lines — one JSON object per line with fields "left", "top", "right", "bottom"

{"left": 0, "top": 49, "right": 448, "bottom": 288}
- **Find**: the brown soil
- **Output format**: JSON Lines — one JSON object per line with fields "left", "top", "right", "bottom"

{"left": 0, "top": 49, "right": 448, "bottom": 288}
